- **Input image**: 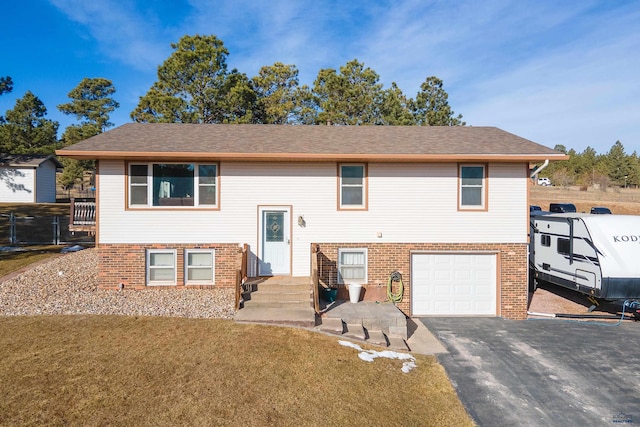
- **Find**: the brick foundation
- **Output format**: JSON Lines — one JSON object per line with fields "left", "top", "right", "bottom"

{"left": 314, "top": 243, "right": 528, "bottom": 320}
{"left": 98, "top": 243, "right": 242, "bottom": 290}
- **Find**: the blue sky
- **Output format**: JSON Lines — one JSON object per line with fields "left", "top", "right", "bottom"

{"left": 1, "top": 0, "right": 638, "bottom": 154}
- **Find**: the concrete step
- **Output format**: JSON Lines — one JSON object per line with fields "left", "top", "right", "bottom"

{"left": 236, "top": 279, "right": 315, "bottom": 327}
{"left": 316, "top": 314, "right": 410, "bottom": 350}
{"left": 234, "top": 306, "right": 316, "bottom": 328}
{"left": 323, "top": 302, "right": 408, "bottom": 340}
{"left": 387, "top": 335, "right": 409, "bottom": 351}
{"left": 240, "top": 302, "right": 313, "bottom": 311}
{"left": 243, "top": 283, "right": 310, "bottom": 293}
{"left": 243, "top": 289, "right": 310, "bottom": 304}
{"left": 318, "top": 317, "right": 344, "bottom": 334}
{"left": 343, "top": 323, "right": 366, "bottom": 341}
{"left": 366, "top": 329, "right": 388, "bottom": 347}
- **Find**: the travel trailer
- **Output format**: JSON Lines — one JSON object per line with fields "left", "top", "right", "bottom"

{"left": 529, "top": 212, "right": 640, "bottom": 315}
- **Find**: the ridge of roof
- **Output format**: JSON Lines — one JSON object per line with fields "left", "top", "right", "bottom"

{"left": 57, "top": 123, "right": 568, "bottom": 162}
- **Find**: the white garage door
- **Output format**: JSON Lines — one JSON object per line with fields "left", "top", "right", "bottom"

{"left": 412, "top": 253, "right": 497, "bottom": 316}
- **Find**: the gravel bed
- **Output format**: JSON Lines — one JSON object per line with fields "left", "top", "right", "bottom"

{"left": 0, "top": 248, "right": 235, "bottom": 318}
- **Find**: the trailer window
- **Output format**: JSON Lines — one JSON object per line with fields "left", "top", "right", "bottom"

{"left": 557, "top": 238, "right": 570, "bottom": 255}
{"left": 541, "top": 234, "right": 551, "bottom": 247}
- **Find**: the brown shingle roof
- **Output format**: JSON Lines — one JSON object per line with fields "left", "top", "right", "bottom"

{"left": 0, "top": 154, "right": 63, "bottom": 168}
{"left": 57, "top": 123, "right": 567, "bottom": 162}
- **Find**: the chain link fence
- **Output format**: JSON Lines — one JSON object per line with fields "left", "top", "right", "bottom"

{"left": 1, "top": 212, "right": 95, "bottom": 245}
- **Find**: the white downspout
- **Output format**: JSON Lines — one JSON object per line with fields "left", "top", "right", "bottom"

{"left": 530, "top": 159, "right": 549, "bottom": 179}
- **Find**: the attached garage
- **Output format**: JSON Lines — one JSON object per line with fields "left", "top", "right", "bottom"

{"left": 411, "top": 252, "right": 498, "bottom": 316}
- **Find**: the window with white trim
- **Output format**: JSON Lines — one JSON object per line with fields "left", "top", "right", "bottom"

{"left": 185, "top": 249, "right": 215, "bottom": 284}
{"left": 129, "top": 163, "right": 218, "bottom": 208}
{"left": 459, "top": 164, "right": 486, "bottom": 209}
{"left": 146, "top": 249, "right": 176, "bottom": 285}
{"left": 337, "top": 248, "right": 368, "bottom": 285}
{"left": 339, "top": 164, "right": 366, "bottom": 209}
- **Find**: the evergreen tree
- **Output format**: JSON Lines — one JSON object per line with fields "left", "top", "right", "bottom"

{"left": 131, "top": 34, "right": 256, "bottom": 124}
{"left": 58, "top": 77, "right": 119, "bottom": 190}
{"left": 413, "top": 76, "right": 464, "bottom": 126}
{"left": 313, "top": 59, "right": 383, "bottom": 125}
{"left": 58, "top": 77, "right": 119, "bottom": 132}
{"left": 0, "top": 91, "right": 59, "bottom": 154}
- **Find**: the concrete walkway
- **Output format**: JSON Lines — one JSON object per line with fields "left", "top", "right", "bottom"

{"left": 319, "top": 301, "right": 447, "bottom": 355}
{"left": 405, "top": 317, "right": 447, "bottom": 355}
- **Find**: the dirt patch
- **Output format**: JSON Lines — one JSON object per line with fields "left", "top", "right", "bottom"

{"left": 528, "top": 282, "right": 636, "bottom": 321}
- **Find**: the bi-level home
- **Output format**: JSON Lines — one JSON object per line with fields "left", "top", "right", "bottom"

{"left": 57, "top": 124, "right": 566, "bottom": 320}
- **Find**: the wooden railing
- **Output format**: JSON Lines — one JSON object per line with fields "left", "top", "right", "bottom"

{"left": 236, "top": 244, "right": 249, "bottom": 310}
{"left": 69, "top": 198, "right": 96, "bottom": 233}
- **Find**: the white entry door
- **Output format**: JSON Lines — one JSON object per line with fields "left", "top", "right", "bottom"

{"left": 259, "top": 207, "right": 291, "bottom": 276}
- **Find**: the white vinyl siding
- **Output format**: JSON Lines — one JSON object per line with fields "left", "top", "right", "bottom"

{"left": 146, "top": 249, "right": 176, "bottom": 285}
{"left": 99, "top": 160, "right": 528, "bottom": 277}
{"left": 338, "top": 248, "right": 367, "bottom": 284}
{"left": 35, "top": 161, "right": 58, "bottom": 203}
{"left": 0, "top": 167, "right": 35, "bottom": 203}
{"left": 185, "top": 249, "right": 215, "bottom": 284}
{"left": 0, "top": 161, "right": 57, "bottom": 203}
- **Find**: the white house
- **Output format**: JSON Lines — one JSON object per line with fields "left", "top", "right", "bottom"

{"left": 0, "top": 154, "right": 62, "bottom": 203}
{"left": 57, "top": 124, "right": 566, "bottom": 319}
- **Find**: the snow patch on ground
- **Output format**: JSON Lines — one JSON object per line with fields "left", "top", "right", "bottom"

{"left": 338, "top": 340, "right": 417, "bottom": 373}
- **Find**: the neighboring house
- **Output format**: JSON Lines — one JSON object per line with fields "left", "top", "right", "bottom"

{"left": 0, "top": 154, "right": 63, "bottom": 203}
{"left": 57, "top": 123, "right": 567, "bottom": 320}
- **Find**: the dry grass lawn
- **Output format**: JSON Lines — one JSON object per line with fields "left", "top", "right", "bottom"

{"left": 0, "top": 316, "right": 473, "bottom": 427}
{"left": 530, "top": 185, "right": 640, "bottom": 215}
{"left": 0, "top": 203, "right": 89, "bottom": 277}
{"left": 0, "top": 246, "right": 62, "bottom": 277}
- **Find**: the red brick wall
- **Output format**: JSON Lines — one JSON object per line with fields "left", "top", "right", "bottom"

{"left": 98, "top": 243, "right": 242, "bottom": 290}
{"left": 314, "top": 243, "right": 528, "bottom": 320}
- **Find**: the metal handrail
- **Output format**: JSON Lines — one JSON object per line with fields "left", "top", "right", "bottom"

{"left": 311, "top": 243, "right": 320, "bottom": 313}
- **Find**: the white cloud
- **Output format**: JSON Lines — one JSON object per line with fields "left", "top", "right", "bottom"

{"left": 48, "top": 0, "right": 172, "bottom": 71}
{"left": 44, "top": 0, "right": 640, "bottom": 153}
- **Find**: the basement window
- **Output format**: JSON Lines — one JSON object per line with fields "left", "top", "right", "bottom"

{"left": 337, "top": 248, "right": 368, "bottom": 285}
{"left": 185, "top": 249, "right": 215, "bottom": 285}
{"left": 146, "top": 249, "right": 176, "bottom": 286}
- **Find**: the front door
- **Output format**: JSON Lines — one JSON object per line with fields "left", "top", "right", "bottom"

{"left": 259, "top": 207, "right": 291, "bottom": 276}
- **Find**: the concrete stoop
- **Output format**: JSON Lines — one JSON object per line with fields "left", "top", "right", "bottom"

{"left": 234, "top": 277, "right": 316, "bottom": 328}
{"left": 317, "top": 315, "right": 409, "bottom": 351}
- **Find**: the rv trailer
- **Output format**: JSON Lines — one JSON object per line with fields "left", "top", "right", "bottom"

{"left": 529, "top": 212, "right": 640, "bottom": 316}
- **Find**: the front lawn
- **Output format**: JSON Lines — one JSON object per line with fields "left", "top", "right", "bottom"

{"left": 0, "top": 245, "right": 62, "bottom": 277}
{"left": 0, "top": 316, "right": 472, "bottom": 426}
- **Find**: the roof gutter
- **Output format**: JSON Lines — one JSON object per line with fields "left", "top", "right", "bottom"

{"left": 56, "top": 150, "right": 569, "bottom": 163}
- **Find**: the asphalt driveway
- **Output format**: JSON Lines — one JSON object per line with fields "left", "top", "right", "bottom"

{"left": 422, "top": 317, "right": 640, "bottom": 427}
